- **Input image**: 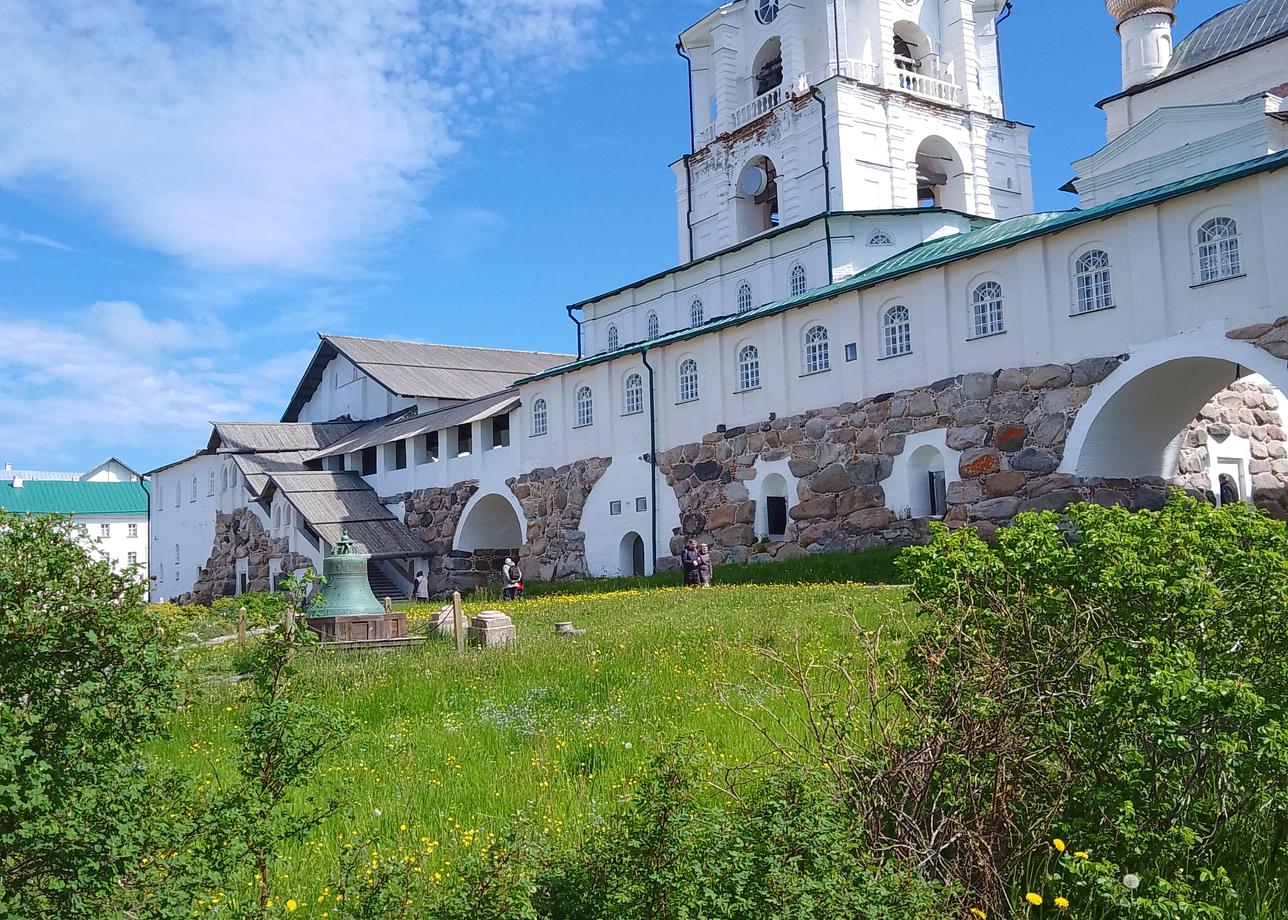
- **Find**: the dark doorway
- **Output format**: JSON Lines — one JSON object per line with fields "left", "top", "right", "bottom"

{"left": 766, "top": 496, "right": 788, "bottom": 538}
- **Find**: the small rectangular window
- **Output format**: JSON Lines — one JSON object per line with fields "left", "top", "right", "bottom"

{"left": 492, "top": 413, "right": 511, "bottom": 449}
{"left": 457, "top": 424, "right": 473, "bottom": 457}
{"left": 395, "top": 439, "right": 408, "bottom": 471}
{"left": 128, "top": 523, "right": 138, "bottom": 538}
{"left": 635, "top": 497, "right": 648, "bottom": 513}
{"left": 610, "top": 501, "right": 622, "bottom": 516}
{"left": 100, "top": 523, "right": 111, "bottom": 538}
{"left": 361, "top": 446, "right": 378, "bottom": 476}
{"left": 427, "top": 431, "right": 439, "bottom": 463}
{"left": 331, "top": 456, "right": 344, "bottom": 472}
{"left": 845, "top": 343, "right": 858, "bottom": 362}
{"left": 127, "top": 552, "right": 137, "bottom": 566}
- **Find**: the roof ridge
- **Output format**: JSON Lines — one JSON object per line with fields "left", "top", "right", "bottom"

{"left": 320, "top": 332, "right": 571, "bottom": 358}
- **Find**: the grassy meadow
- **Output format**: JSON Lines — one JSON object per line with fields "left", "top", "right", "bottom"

{"left": 160, "top": 576, "right": 909, "bottom": 912}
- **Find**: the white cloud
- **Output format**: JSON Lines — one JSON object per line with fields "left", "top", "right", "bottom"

{"left": 0, "top": 224, "right": 72, "bottom": 252}
{"left": 0, "top": 0, "right": 602, "bottom": 273}
{"left": 0, "top": 301, "right": 284, "bottom": 468}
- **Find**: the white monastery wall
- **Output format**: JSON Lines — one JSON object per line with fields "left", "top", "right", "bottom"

{"left": 295, "top": 355, "right": 419, "bottom": 424}
{"left": 149, "top": 453, "right": 223, "bottom": 602}
{"left": 1103, "top": 37, "right": 1288, "bottom": 141}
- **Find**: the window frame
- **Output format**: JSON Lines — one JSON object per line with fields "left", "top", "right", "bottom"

{"left": 677, "top": 357, "right": 700, "bottom": 403}
{"left": 531, "top": 397, "right": 549, "bottom": 437}
{"left": 736, "top": 343, "right": 762, "bottom": 392}
{"left": 646, "top": 311, "right": 660, "bottom": 340}
{"left": 574, "top": 385, "right": 594, "bottom": 428}
{"left": 969, "top": 280, "right": 1006, "bottom": 339}
{"left": 1072, "top": 247, "right": 1116, "bottom": 315}
{"left": 606, "top": 323, "right": 619, "bottom": 351}
{"left": 801, "top": 324, "right": 830, "bottom": 376}
{"left": 690, "top": 296, "right": 705, "bottom": 328}
{"left": 1193, "top": 215, "right": 1243, "bottom": 286}
{"left": 737, "top": 281, "right": 754, "bottom": 314}
{"left": 880, "top": 304, "right": 913, "bottom": 359}
{"left": 623, "top": 373, "right": 644, "bottom": 416}
{"left": 790, "top": 263, "right": 808, "bottom": 297}
{"left": 128, "top": 523, "right": 138, "bottom": 538}
{"left": 867, "top": 229, "right": 895, "bottom": 247}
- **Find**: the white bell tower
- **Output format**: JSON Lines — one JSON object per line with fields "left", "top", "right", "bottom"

{"left": 673, "top": 0, "right": 1034, "bottom": 263}
{"left": 1107, "top": 0, "right": 1177, "bottom": 90}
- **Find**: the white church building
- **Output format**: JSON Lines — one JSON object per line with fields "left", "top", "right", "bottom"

{"left": 149, "top": 0, "right": 1288, "bottom": 603}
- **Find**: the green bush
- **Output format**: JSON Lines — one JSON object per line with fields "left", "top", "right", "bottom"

{"left": 0, "top": 512, "right": 180, "bottom": 916}
{"left": 883, "top": 495, "right": 1288, "bottom": 917}
{"left": 211, "top": 591, "right": 286, "bottom": 625}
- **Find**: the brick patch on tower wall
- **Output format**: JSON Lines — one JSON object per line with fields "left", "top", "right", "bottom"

{"left": 181, "top": 507, "right": 313, "bottom": 605}
{"left": 509, "top": 457, "right": 612, "bottom": 582}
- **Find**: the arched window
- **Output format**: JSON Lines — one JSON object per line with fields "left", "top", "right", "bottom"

{"left": 690, "top": 297, "right": 705, "bottom": 328}
{"left": 174, "top": 544, "right": 180, "bottom": 565}
{"left": 220, "top": 467, "right": 228, "bottom": 492}
{"left": 756, "top": 0, "right": 780, "bottom": 26}
{"left": 802, "top": 325, "right": 830, "bottom": 374}
{"left": 970, "top": 281, "right": 1005, "bottom": 338}
{"left": 190, "top": 477, "right": 197, "bottom": 502}
{"left": 1196, "top": 217, "right": 1241, "bottom": 283}
{"left": 531, "top": 398, "right": 548, "bottom": 437}
{"left": 753, "top": 36, "right": 783, "bottom": 95}
{"left": 790, "top": 263, "right": 808, "bottom": 297}
{"left": 882, "top": 305, "right": 912, "bottom": 358}
{"left": 606, "top": 324, "right": 619, "bottom": 351}
{"left": 623, "top": 374, "right": 644, "bottom": 415}
{"left": 737, "top": 281, "right": 754, "bottom": 314}
{"left": 737, "top": 345, "right": 761, "bottom": 391}
{"left": 868, "top": 230, "right": 894, "bottom": 247}
{"left": 678, "top": 359, "right": 700, "bottom": 403}
{"left": 273, "top": 506, "right": 281, "bottom": 530}
{"left": 647, "top": 311, "right": 660, "bottom": 340}
{"left": 1074, "top": 249, "right": 1114, "bottom": 313}
{"left": 575, "top": 386, "right": 594, "bottom": 428}
{"left": 157, "top": 561, "right": 164, "bottom": 582}
{"left": 207, "top": 470, "right": 215, "bottom": 496}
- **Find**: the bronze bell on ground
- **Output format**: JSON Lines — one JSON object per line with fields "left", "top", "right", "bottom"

{"left": 308, "top": 530, "right": 384, "bottom": 619}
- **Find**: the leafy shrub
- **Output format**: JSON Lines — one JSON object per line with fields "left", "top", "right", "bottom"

{"left": 211, "top": 591, "right": 286, "bottom": 625}
{"left": 873, "top": 495, "right": 1288, "bottom": 917}
{"left": 0, "top": 512, "right": 180, "bottom": 916}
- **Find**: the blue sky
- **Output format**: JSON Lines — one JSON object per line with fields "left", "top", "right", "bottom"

{"left": 0, "top": 0, "right": 1237, "bottom": 474}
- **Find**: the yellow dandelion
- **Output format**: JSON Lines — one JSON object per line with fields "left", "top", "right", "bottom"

{"left": 970, "top": 909, "right": 988, "bottom": 919}
{"left": 1026, "top": 892, "right": 1044, "bottom": 907}
{"left": 1075, "top": 851, "right": 1090, "bottom": 860}
{"left": 1055, "top": 896, "right": 1070, "bottom": 910}
{"left": 285, "top": 899, "right": 297, "bottom": 912}
{"left": 1053, "top": 838, "right": 1066, "bottom": 853}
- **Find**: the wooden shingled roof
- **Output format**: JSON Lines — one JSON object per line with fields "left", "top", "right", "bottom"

{"left": 258, "top": 471, "right": 424, "bottom": 559}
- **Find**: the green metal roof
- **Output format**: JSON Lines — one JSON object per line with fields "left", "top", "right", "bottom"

{"left": 518, "top": 150, "right": 1288, "bottom": 386}
{"left": 0, "top": 480, "right": 150, "bottom": 516}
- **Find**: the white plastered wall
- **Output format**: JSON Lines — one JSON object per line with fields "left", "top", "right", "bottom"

{"left": 582, "top": 455, "right": 682, "bottom": 576}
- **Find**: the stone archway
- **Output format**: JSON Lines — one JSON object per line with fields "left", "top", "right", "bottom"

{"left": 1061, "top": 332, "right": 1288, "bottom": 513}
{"left": 456, "top": 492, "right": 524, "bottom": 552}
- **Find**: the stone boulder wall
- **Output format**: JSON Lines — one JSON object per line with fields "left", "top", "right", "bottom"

{"left": 181, "top": 507, "right": 312, "bottom": 605}
{"left": 656, "top": 357, "right": 1129, "bottom": 561}
{"left": 508, "top": 458, "right": 612, "bottom": 582}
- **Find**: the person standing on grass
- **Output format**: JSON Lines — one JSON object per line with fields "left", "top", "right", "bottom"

{"left": 413, "top": 570, "right": 429, "bottom": 602}
{"left": 681, "top": 538, "right": 702, "bottom": 587}
{"left": 502, "top": 557, "right": 523, "bottom": 601}
{"left": 698, "top": 543, "right": 713, "bottom": 588}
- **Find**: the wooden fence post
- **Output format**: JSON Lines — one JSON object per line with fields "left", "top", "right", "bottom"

{"left": 452, "top": 591, "right": 465, "bottom": 654}
{"left": 237, "top": 606, "right": 247, "bottom": 651}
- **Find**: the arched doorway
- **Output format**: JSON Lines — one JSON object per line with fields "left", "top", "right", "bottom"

{"left": 907, "top": 444, "right": 948, "bottom": 518}
{"left": 914, "top": 136, "right": 965, "bottom": 211}
{"left": 752, "top": 37, "right": 783, "bottom": 98}
{"left": 456, "top": 493, "right": 524, "bottom": 552}
{"left": 761, "top": 472, "right": 789, "bottom": 538}
{"left": 619, "top": 532, "right": 646, "bottom": 577}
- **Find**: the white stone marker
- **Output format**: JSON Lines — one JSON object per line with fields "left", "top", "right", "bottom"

{"left": 468, "top": 611, "right": 517, "bottom": 648}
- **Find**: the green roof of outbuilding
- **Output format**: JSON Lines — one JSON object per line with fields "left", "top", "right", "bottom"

{"left": 0, "top": 480, "right": 150, "bottom": 516}
{"left": 517, "top": 150, "right": 1288, "bottom": 386}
